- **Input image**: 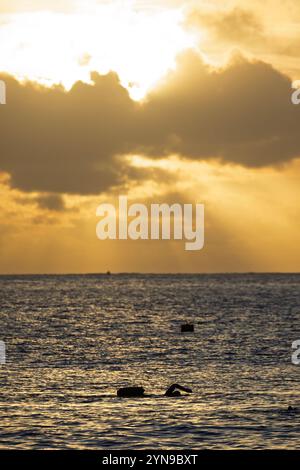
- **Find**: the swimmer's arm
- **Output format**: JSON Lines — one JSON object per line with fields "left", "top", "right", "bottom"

{"left": 164, "top": 384, "right": 193, "bottom": 396}
{"left": 176, "top": 384, "right": 193, "bottom": 393}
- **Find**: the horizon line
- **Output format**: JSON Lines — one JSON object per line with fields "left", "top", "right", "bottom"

{"left": 0, "top": 271, "right": 299, "bottom": 276}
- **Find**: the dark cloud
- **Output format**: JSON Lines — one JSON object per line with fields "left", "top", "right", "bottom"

{"left": 14, "top": 193, "right": 67, "bottom": 212}
{"left": 0, "top": 72, "right": 136, "bottom": 195}
{"left": 34, "top": 194, "right": 66, "bottom": 211}
{"left": 0, "top": 51, "right": 299, "bottom": 196}
{"left": 137, "top": 51, "right": 300, "bottom": 166}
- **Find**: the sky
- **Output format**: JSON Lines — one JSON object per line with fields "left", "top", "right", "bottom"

{"left": 0, "top": 0, "right": 300, "bottom": 273}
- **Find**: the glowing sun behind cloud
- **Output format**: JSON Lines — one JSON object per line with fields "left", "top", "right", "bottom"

{"left": 0, "top": 3, "right": 194, "bottom": 100}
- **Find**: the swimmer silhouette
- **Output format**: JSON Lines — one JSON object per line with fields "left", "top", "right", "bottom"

{"left": 117, "top": 384, "right": 192, "bottom": 398}
{"left": 164, "top": 384, "right": 193, "bottom": 397}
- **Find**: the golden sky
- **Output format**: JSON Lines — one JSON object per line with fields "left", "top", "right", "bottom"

{"left": 0, "top": 0, "right": 300, "bottom": 273}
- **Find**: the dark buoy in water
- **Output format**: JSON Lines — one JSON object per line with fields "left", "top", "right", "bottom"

{"left": 181, "top": 323, "right": 194, "bottom": 332}
{"left": 117, "top": 386, "right": 145, "bottom": 397}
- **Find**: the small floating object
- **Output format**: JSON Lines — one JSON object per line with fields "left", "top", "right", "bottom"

{"left": 181, "top": 323, "right": 194, "bottom": 333}
{"left": 117, "top": 386, "right": 145, "bottom": 397}
{"left": 106, "top": 270, "right": 111, "bottom": 275}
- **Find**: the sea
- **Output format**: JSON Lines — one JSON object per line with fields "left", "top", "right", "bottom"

{"left": 0, "top": 273, "right": 300, "bottom": 449}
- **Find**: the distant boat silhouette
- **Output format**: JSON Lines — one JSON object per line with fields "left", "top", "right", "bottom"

{"left": 181, "top": 323, "right": 194, "bottom": 332}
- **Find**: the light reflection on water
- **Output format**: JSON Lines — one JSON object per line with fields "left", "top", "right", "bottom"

{"left": 0, "top": 273, "right": 300, "bottom": 449}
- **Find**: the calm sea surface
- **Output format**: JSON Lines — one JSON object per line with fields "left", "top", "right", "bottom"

{"left": 0, "top": 273, "right": 300, "bottom": 449}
